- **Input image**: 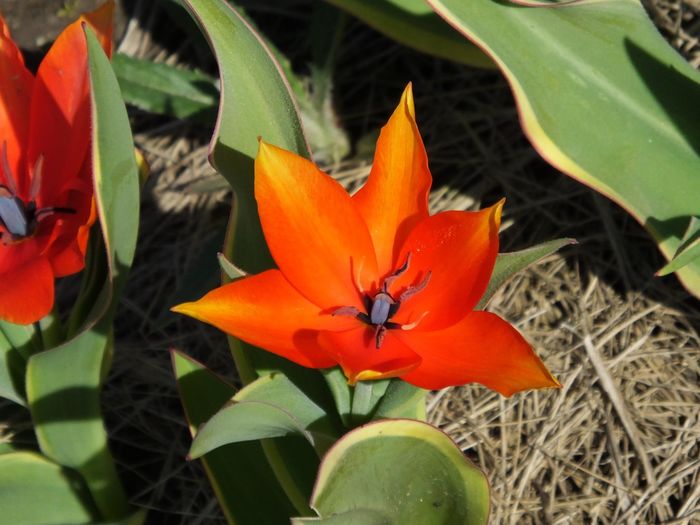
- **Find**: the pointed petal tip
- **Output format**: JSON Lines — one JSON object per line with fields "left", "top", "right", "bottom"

{"left": 501, "top": 372, "right": 561, "bottom": 398}
{"left": 400, "top": 82, "right": 416, "bottom": 118}
{"left": 492, "top": 197, "right": 506, "bottom": 224}
{"left": 170, "top": 301, "right": 198, "bottom": 318}
{"left": 255, "top": 139, "right": 282, "bottom": 164}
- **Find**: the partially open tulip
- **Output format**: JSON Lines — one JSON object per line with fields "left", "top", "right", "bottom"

{"left": 174, "top": 84, "right": 559, "bottom": 395}
{"left": 0, "top": 2, "right": 113, "bottom": 324}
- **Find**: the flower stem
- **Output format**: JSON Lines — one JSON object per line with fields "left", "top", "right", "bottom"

{"left": 37, "top": 307, "right": 65, "bottom": 351}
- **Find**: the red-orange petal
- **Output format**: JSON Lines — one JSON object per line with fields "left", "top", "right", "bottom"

{"left": 389, "top": 201, "right": 503, "bottom": 331}
{"left": 26, "top": 1, "right": 113, "bottom": 200}
{"left": 44, "top": 166, "right": 97, "bottom": 277}
{"left": 255, "top": 141, "right": 378, "bottom": 309}
{"left": 318, "top": 327, "right": 421, "bottom": 385}
{"left": 352, "top": 83, "right": 431, "bottom": 277}
{"left": 397, "top": 311, "right": 560, "bottom": 395}
{"left": 0, "top": 14, "right": 33, "bottom": 190}
{"left": 172, "top": 269, "right": 357, "bottom": 369}
{"left": 0, "top": 252, "right": 54, "bottom": 324}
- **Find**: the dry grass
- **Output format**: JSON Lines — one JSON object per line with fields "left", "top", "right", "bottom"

{"left": 88, "top": 0, "right": 700, "bottom": 523}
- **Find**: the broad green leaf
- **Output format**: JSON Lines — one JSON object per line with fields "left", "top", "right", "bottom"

{"left": 297, "top": 419, "right": 489, "bottom": 525}
{"left": 86, "top": 28, "right": 140, "bottom": 318}
{"left": 172, "top": 350, "right": 296, "bottom": 524}
{"left": 69, "top": 28, "right": 141, "bottom": 334}
{"left": 0, "top": 452, "right": 95, "bottom": 524}
{"left": 26, "top": 330, "right": 127, "bottom": 521}
{"left": 190, "top": 373, "right": 339, "bottom": 458}
{"left": 292, "top": 509, "right": 388, "bottom": 524}
{"left": 477, "top": 238, "right": 576, "bottom": 309}
{"left": 24, "top": 28, "right": 140, "bottom": 522}
{"left": 323, "top": 0, "right": 492, "bottom": 69}
{"left": 372, "top": 380, "right": 427, "bottom": 421}
{"left": 0, "top": 321, "right": 37, "bottom": 360}
{"left": 112, "top": 53, "right": 218, "bottom": 122}
{"left": 428, "top": 0, "right": 700, "bottom": 297}
{"left": 0, "top": 329, "right": 25, "bottom": 405}
{"left": 657, "top": 216, "right": 700, "bottom": 275}
{"left": 182, "top": 0, "right": 341, "bottom": 514}
{"left": 183, "top": 0, "right": 308, "bottom": 272}
{"left": 0, "top": 443, "right": 17, "bottom": 455}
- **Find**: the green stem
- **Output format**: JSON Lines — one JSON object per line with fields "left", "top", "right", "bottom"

{"left": 37, "top": 308, "right": 65, "bottom": 351}
{"left": 350, "top": 381, "right": 374, "bottom": 425}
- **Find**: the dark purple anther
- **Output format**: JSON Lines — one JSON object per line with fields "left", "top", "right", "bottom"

{"left": 370, "top": 292, "right": 393, "bottom": 325}
{"left": 0, "top": 144, "right": 74, "bottom": 244}
{"left": 332, "top": 253, "right": 431, "bottom": 349}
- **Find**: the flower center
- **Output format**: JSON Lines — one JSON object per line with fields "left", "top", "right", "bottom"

{"left": 0, "top": 144, "right": 74, "bottom": 245}
{"left": 333, "top": 253, "right": 431, "bottom": 348}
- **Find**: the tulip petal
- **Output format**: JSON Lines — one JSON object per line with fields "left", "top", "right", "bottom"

{"left": 27, "top": 1, "right": 113, "bottom": 200}
{"left": 398, "top": 311, "right": 559, "bottom": 395}
{"left": 318, "top": 327, "right": 421, "bottom": 385}
{"left": 255, "top": 142, "right": 378, "bottom": 308}
{"left": 0, "top": 15, "right": 33, "bottom": 188}
{"left": 353, "top": 83, "right": 431, "bottom": 277}
{"left": 0, "top": 249, "right": 53, "bottom": 325}
{"left": 172, "top": 270, "right": 356, "bottom": 369}
{"left": 390, "top": 201, "right": 503, "bottom": 331}
{"left": 43, "top": 171, "right": 97, "bottom": 277}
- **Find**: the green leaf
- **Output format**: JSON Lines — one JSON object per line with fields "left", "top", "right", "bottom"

{"left": 26, "top": 330, "right": 128, "bottom": 521}
{"left": 477, "top": 238, "right": 576, "bottom": 309}
{"left": 172, "top": 351, "right": 297, "bottom": 524}
{"left": 190, "top": 372, "right": 339, "bottom": 459}
{"left": 292, "top": 509, "right": 388, "bottom": 524}
{"left": 657, "top": 216, "right": 700, "bottom": 276}
{"left": 324, "top": 0, "right": 493, "bottom": 69}
{"left": 372, "top": 380, "right": 427, "bottom": 421}
{"left": 86, "top": 30, "right": 140, "bottom": 317}
{"left": 0, "top": 452, "right": 95, "bottom": 524}
{"left": 218, "top": 252, "right": 247, "bottom": 280}
{"left": 183, "top": 0, "right": 309, "bottom": 272}
{"left": 297, "top": 419, "right": 490, "bottom": 525}
{"left": 112, "top": 53, "right": 218, "bottom": 122}
{"left": 182, "top": 0, "right": 339, "bottom": 515}
{"left": 0, "top": 321, "right": 38, "bottom": 360}
{"left": 69, "top": 29, "right": 141, "bottom": 335}
{"left": 427, "top": 0, "right": 700, "bottom": 296}
{"left": 322, "top": 368, "right": 352, "bottom": 427}
{"left": 24, "top": 27, "right": 141, "bottom": 522}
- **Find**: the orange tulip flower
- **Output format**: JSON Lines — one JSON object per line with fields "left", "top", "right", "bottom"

{"left": 174, "top": 84, "right": 559, "bottom": 395}
{"left": 0, "top": 3, "right": 113, "bottom": 324}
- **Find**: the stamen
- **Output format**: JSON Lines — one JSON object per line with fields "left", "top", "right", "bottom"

{"left": 383, "top": 252, "right": 411, "bottom": 292}
{"left": 399, "top": 271, "right": 432, "bottom": 302}
{"left": 401, "top": 310, "right": 430, "bottom": 331}
{"left": 34, "top": 207, "right": 76, "bottom": 222}
{"left": 1, "top": 142, "right": 18, "bottom": 194}
{"left": 375, "top": 325, "right": 386, "bottom": 349}
{"left": 332, "top": 306, "right": 361, "bottom": 318}
{"left": 353, "top": 257, "right": 365, "bottom": 294}
{"left": 29, "top": 155, "right": 44, "bottom": 201}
